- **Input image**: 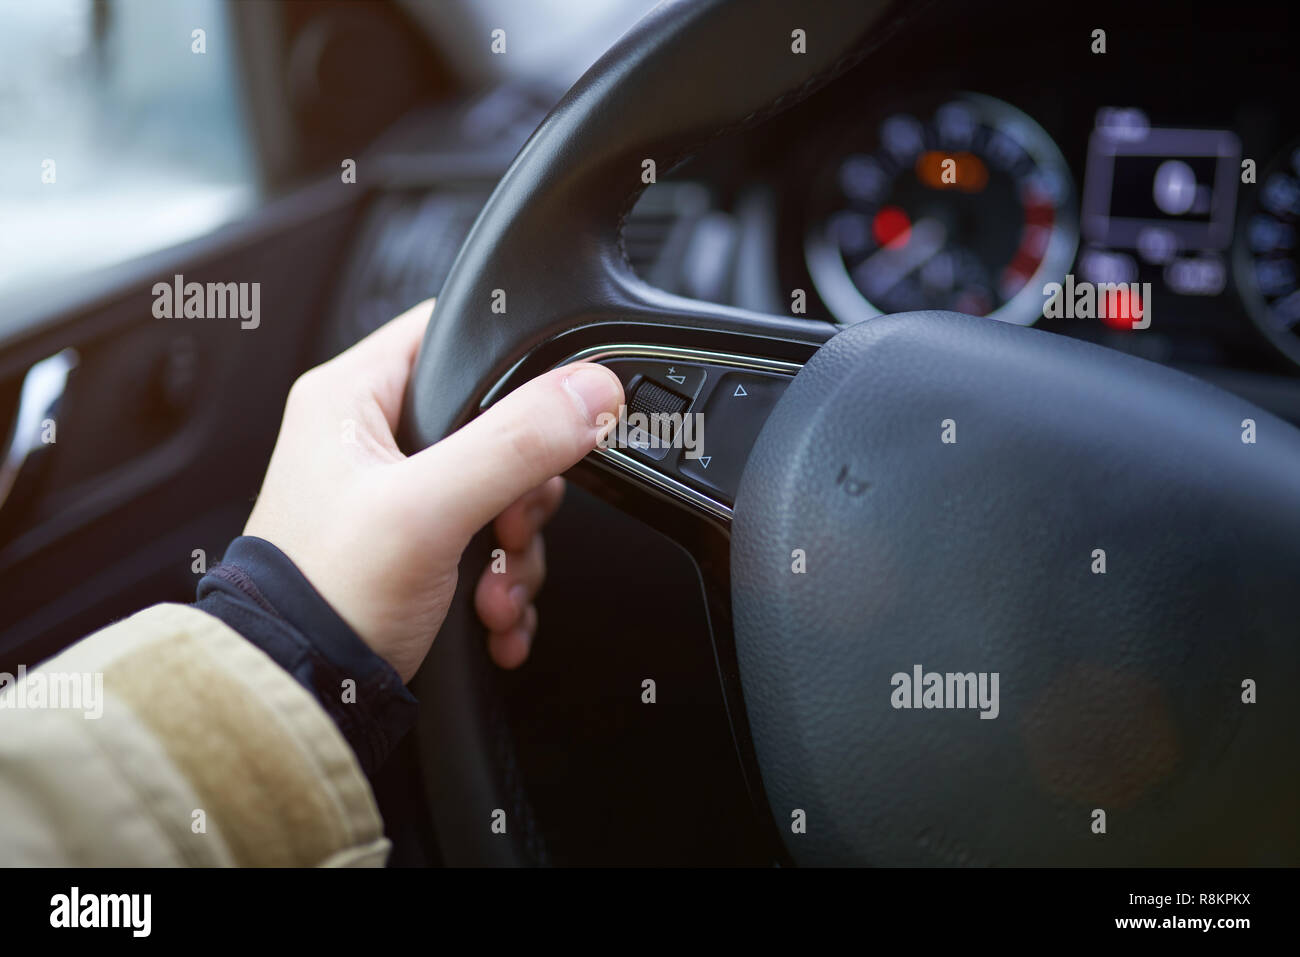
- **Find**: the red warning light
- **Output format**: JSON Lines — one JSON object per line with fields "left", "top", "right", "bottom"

{"left": 872, "top": 206, "right": 911, "bottom": 249}
{"left": 1100, "top": 286, "right": 1141, "bottom": 330}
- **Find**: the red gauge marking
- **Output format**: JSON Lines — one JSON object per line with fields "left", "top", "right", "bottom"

{"left": 1021, "top": 184, "right": 1057, "bottom": 228}
{"left": 872, "top": 206, "right": 912, "bottom": 248}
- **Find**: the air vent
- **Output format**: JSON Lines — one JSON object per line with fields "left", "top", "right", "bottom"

{"left": 329, "top": 188, "right": 486, "bottom": 352}
{"left": 623, "top": 183, "right": 726, "bottom": 296}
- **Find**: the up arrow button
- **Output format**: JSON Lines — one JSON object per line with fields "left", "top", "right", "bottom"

{"left": 676, "top": 370, "right": 792, "bottom": 504}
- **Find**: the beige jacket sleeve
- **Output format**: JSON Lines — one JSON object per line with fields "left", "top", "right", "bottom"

{"left": 0, "top": 603, "right": 389, "bottom": 866}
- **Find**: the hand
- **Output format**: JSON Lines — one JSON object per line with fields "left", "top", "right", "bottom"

{"left": 244, "top": 299, "right": 624, "bottom": 682}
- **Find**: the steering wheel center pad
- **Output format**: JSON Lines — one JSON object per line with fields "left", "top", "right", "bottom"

{"left": 733, "top": 312, "right": 1300, "bottom": 865}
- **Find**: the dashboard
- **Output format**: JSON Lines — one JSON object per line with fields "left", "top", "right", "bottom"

{"left": 664, "top": 0, "right": 1300, "bottom": 379}
{"left": 332, "top": 0, "right": 1300, "bottom": 418}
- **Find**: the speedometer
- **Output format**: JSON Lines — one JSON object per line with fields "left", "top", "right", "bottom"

{"left": 806, "top": 93, "right": 1078, "bottom": 326}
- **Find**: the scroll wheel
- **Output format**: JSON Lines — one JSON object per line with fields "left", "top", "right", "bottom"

{"left": 628, "top": 379, "right": 690, "bottom": 419}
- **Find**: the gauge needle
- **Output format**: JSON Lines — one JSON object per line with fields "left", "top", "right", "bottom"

{"left": 855, "top": 217, "right": 947, "bottom": 300}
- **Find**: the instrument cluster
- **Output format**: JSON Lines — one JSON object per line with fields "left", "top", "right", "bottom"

{"left": 776, "top": 0, "right": 1300, "bottom": 375}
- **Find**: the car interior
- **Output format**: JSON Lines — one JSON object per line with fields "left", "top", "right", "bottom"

{"left": 2, "top": 0, "right": 1297, "bottom": 866}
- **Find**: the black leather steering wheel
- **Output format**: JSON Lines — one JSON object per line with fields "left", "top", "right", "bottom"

{"left": 401, "top": 0, "right": 1300, "bottom": 866}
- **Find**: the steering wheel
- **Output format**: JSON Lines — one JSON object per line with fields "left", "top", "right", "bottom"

{"left": 400, "top": 0, "right": 1300, "bottom": 866}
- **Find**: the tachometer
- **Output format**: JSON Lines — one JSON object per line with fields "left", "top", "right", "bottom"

{"left": 806, "top": 93, "right": 1078, "bottom": 326}
{"left": 1235, "top": 136, "right": 1300, "bottom": 365}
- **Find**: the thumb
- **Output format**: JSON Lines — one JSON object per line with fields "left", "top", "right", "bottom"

{"left": 400, "top": 362, "right": 624, "bottom": 544}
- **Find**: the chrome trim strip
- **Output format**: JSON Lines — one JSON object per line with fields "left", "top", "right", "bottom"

{"left": 556, "top": 343, "right": 803, "bottom": 375}
{"left": 590, "top": 445, "right": 735, "bottom": 523}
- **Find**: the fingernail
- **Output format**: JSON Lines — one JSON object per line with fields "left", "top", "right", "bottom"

{"left": 508, "top": 584, "right": 528, "bottom": 614}
{"left": 563, "top": 364, "right": 622, "bottom": 429}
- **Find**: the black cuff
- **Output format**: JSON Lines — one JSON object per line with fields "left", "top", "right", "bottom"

{"left": 194, "top": 536, "right": 418, "bottom": 778}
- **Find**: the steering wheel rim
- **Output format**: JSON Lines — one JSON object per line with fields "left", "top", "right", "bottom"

{"left": 401, "top": 0, "right": 1300, "bottom": 866}
{"left": 401, "top": 0, "right": 908, "bottom": 866}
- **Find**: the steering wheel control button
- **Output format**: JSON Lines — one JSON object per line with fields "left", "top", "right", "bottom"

{"left": 654, "top": 363, "right": 704, "bottom": 396}
{"left": 677, "top": 371, "right": 790, "bottom": 501}
{"left": 621, "top": 377, "right": 690, "bottom": 461}
{"left": 563, "top": 350, "right": 802, "bottom": 517}
{"left": 599, "top": 360, "right": 707, "bottom": 401}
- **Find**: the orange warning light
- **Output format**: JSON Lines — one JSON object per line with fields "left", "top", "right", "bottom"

{"left": 915, "top": 151, "right": 989, "bottom": 192}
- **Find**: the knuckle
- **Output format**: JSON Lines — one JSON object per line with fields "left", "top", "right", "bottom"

{"left": 287, "top": 367, "right": 325, "bottom": 405}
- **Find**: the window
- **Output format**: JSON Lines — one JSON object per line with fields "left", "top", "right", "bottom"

{"left": 0, "top": 0, "right": 259, "bottom": 308}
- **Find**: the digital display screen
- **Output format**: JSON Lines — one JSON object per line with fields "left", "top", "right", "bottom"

{"left": 1082, "top": 124, "right": 1240, "bottom": 251}
{"left": 1107, "top": 154, "right": 1219, "bottom": 224}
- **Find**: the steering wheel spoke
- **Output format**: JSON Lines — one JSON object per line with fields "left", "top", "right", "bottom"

{"left": 535, "top": 330, "right": 822, "bottom": 861}
{"left": 562, "top": 449, "right": 785, "bottom": 859}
